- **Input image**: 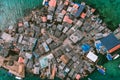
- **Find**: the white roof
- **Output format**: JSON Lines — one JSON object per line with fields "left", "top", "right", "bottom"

{"left": 26, "top": 52, "right": 32, "bottom": 59}
{"left": 29, "top": 37, "right": 37, "bottom": 44}
{"left": 34, "top": 67, "right": 40, "bottom": 74}
{"left": 46, "top": 38, "right": 53, "bottom": 44}
{"left": 46, "top": 53, "right": 54, "bottom": 60}
{"left": 47, "top": 15, "right": 53, "bottom": 20}
{"left": 67, "top": 7, "right": 72, "bottom": 12}
{"left": 8, "top": 25, "right": 13, "bottom": 30}
{"left": 1, "top": 32, "right": 13, "bottom": 42}
{"left": 18, "top": 35, "right": 23, "bottom": 43}
{"left": 70, "top": 34, "right": 79, "bottom": 43}
{"left": 42, "top": 42, "right": 50, "bottom": 52}
{"left": 86, "top": 51, "right": 98, "bottom": 62}
{"left": 24, "top": 21, "right": 29, "bottom": 27}
{"left": 63, "top": 27, "right": 69, "bottom": 33}
{"left": 76, "top": 20, "right": 83, "bottom": 26}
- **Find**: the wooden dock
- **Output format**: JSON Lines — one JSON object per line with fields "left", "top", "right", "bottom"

{"left": 0, "top": 56, "right": 25, "bottom": 78}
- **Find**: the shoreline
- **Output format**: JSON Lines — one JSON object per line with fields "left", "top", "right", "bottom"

{"left": 0, "top": 0, "right": 120, "bottom": 80}
{"left": 73, "top": 0, "right": 119, "bottom": 31}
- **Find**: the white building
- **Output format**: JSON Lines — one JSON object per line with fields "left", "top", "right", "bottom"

{"left": 1, "top": 32, "right": 14, "bottom": 42}
{"left": 86, "top": 51, "right": 98, "bottom": 62}
{"left": 42, "top": 42, "right": 50, "bottom": 52}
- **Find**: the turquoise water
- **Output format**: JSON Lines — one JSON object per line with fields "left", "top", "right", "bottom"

{"left": 0, "top": 0, "right": 42, "bottom": 29}
{"left": 0, "top": 0, "right": 120, "bottom": 80}
{"left": 0, "top": 0, "right": 120, "bottom": 30}
{"left": 74, "top": 0, "right": 120, "bottom": 31}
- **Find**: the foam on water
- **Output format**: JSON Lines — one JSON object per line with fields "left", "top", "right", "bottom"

{"left": 0, "top": 0, "right": 42, "bottom": 29}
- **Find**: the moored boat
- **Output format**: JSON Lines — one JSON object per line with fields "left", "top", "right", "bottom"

{"left": 15, "top": 76, "right": 22, "bottom": 80}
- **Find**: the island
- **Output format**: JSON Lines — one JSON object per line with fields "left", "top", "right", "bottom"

{"left": 0, "top": 0, "right": 120, "bottom": 80}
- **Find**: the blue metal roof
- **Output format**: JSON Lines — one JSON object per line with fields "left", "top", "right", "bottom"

{"left": 100, "top": 33, "right": 120, "bottom": 50}
{"left": 74, "top": 4, "right": 85, "bottom": 18}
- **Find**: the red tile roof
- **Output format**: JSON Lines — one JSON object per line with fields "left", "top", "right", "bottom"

{"left": 64, "top": 0, "right": 69, "bottom": 5}
{"left": 18, "top": 57, "right": 24, "bottom": 63}
{"left": 63, "top": 16, "right": 73, "bottom": 24}
{"left": 80, "top": 12, "right": 86, "bottom": 19}
{"left": 109, "top": 44, "right": 120, "bottom": 53}
{"left": 41, "top": 16, "right": 47, "bottom": 22}
{"left": 91, "top": 8, "right": 96, "bottom": 13}
{"left": 18, "top": 22, "right": 23, "bottom": 27}
{"left": 61, "top": 10, "right": 67, "bottom": 15}
{"left": 76, "top": 74, "right": 81, "bottom": 80}
{"left": 73, "top": 4, "right": 79, "bottom": 9}
{"left": 49, "top": 0, "right": 56, "bottom": 7}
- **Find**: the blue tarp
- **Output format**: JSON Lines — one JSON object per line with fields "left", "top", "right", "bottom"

{"left": 100, "top": 33, "right": 120, "bottom": 51}
{"left": 74, "top": 4, "right": 85, "bottom": 17}
{"left": 106, "top": 54, "right": 112, "bottom": 61}
{"left": 81, "top": 44, "right": 91, "bottom": 53}
{"left": 95, "top": 41, "right": 102, "bottom": 51}
{"left": 44, "top": 2, "right": 49, "bottom": 6}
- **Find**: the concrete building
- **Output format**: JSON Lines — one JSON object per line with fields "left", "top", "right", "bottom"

{"left": 70, "top": 30, "right": 84, "bottom": 43}
{"left": 42, "top": 42, "right": 50, "bottom": 52}
{"left": 60, "top": 55, "right": 69, "bottom": 64}
{"left": 86, "top": 51, "right": 98, "bottom": 62}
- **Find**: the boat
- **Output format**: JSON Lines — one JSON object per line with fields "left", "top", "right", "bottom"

{"left": 15, "top": 76, "right": 22, "bottom": 80}
{"left": 42, "top": 0, "right": 48, "bottom": 6}
{"left": 42, "top": 0, "right": 45, "bottom": 5}
{"left": 113, "top": 54, "right": 120, "bottom": 60}
{"left": 96, "top": 65, "right": 106, "bottom": 75}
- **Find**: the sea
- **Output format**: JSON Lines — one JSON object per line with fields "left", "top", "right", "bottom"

{"left": 0, "top": 0, "right": 120, "bottom": 80}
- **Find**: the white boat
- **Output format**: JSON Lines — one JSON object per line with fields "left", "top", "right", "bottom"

{"left": 42, "top": 0, "right": 46, "bottom": 5}
{"left": 119, "top": 64, "right": 120, "bottom": 68}
{"left": 15, "top": 76, "right": 22, "bottom": 80}
{"left": 113, "top": 54, "right": 120, "bottom": 60}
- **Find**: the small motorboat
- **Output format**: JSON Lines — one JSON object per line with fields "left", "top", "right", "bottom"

{"left": 113, "top": 54, "right": 120, "bottom": 60}
{"left": 15, "top": 76, "right": 22, "bottom": 80}
{"left": 96, "top": 65, "right": 106, "bottom": 75}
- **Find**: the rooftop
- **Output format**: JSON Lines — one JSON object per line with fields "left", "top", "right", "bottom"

{"left": 49, "top": 0, "right": 56, "bottom": 7}
{"left": 100, "top": 33, "right": 120, "bottom": 53}
{"left": 0, "top": 0, "right": 120, "bottom": 80}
